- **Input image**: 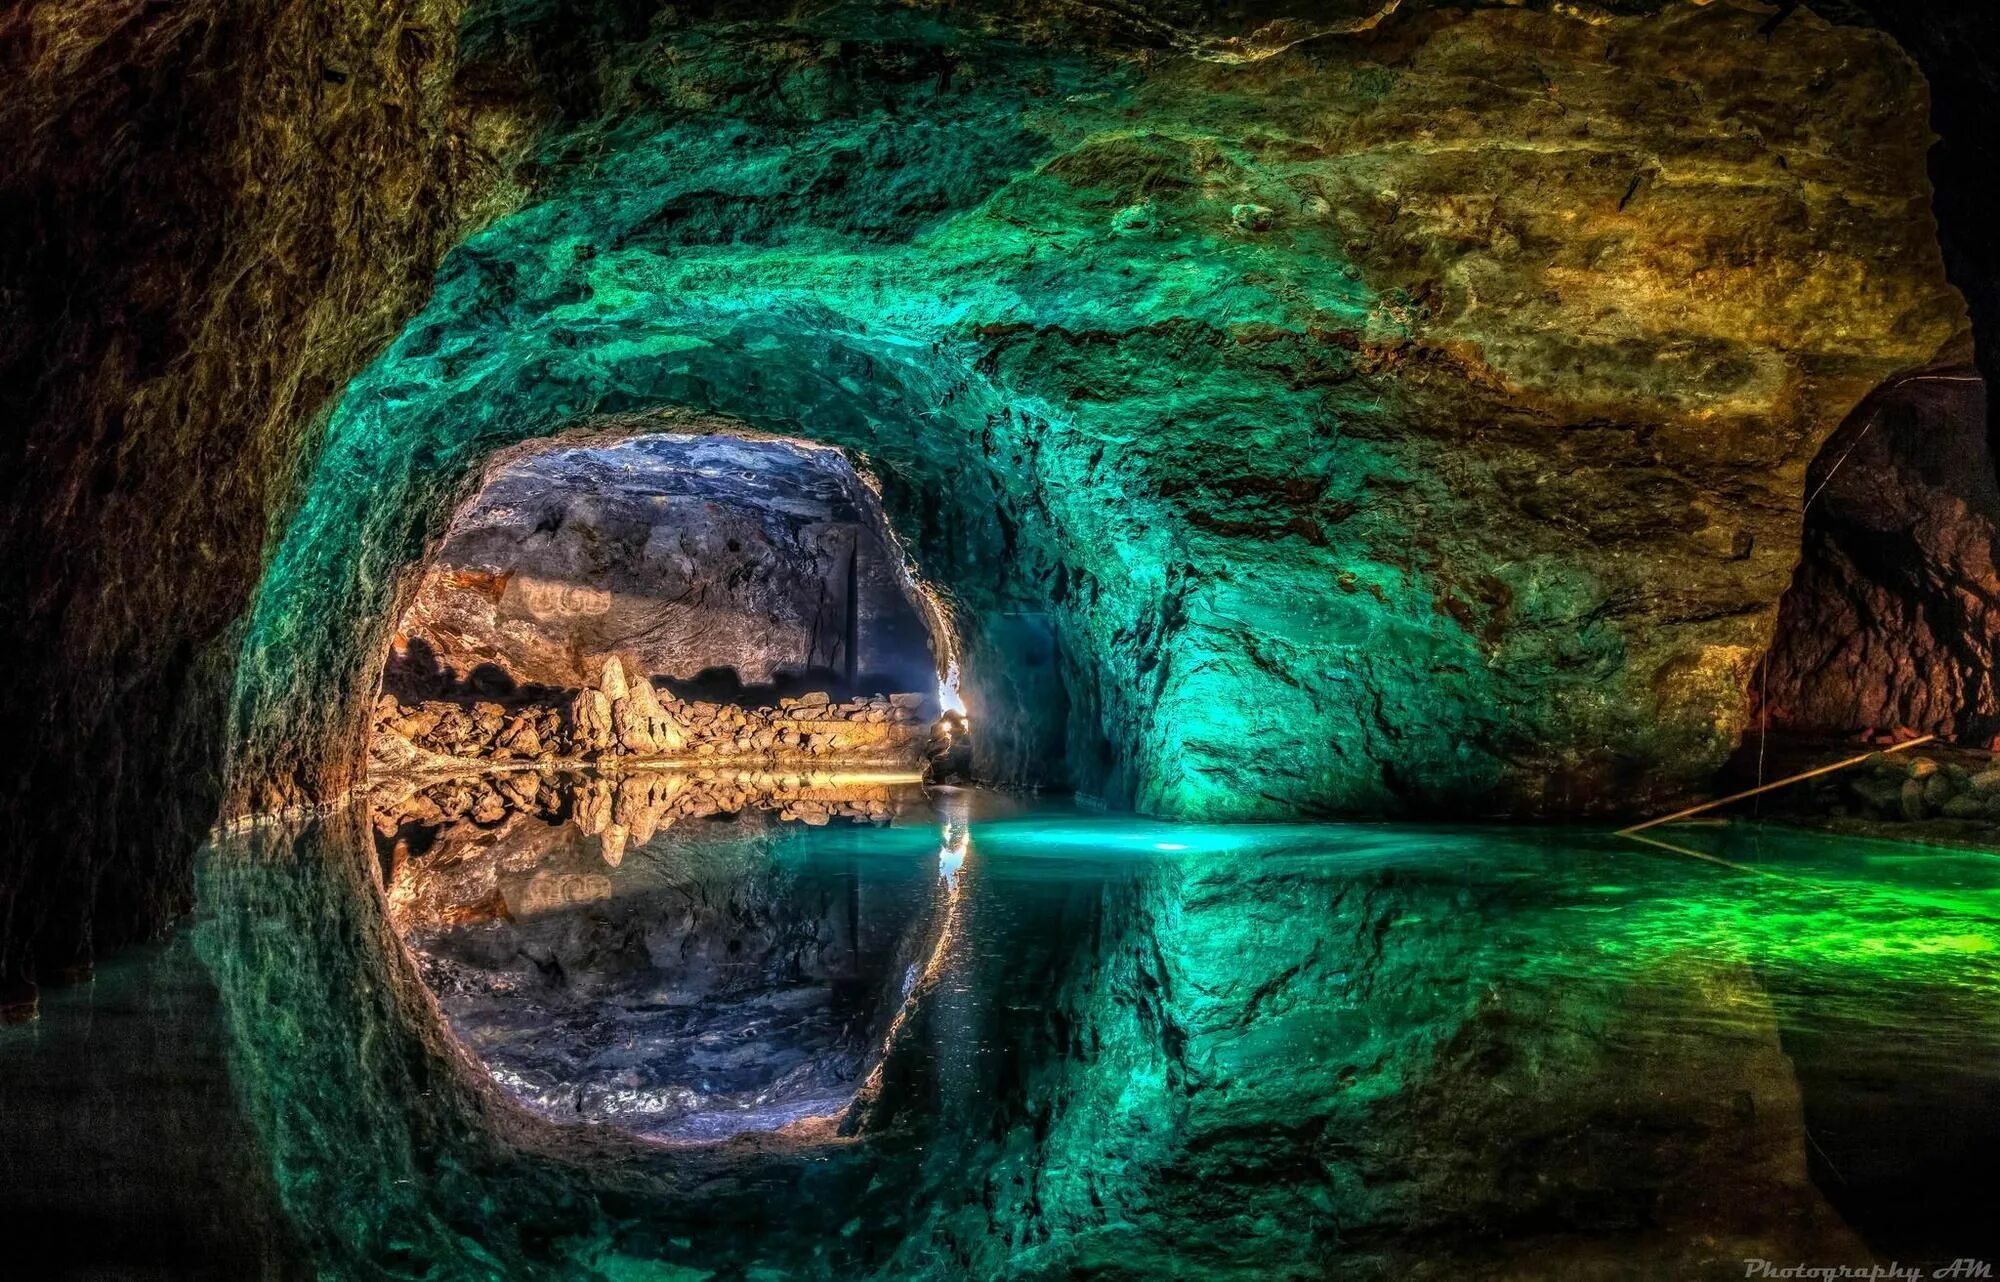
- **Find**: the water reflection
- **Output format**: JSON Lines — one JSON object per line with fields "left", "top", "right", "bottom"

{"left": 6, "top": 797, "right": 1998, "bottom": 1279}
{"left": 376, "top": 770, "right": 953, "bottom": 1142}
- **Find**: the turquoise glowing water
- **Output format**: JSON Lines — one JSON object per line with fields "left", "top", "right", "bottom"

{"left": 4, "top": 795, "right": 1998, "bottom": 1279}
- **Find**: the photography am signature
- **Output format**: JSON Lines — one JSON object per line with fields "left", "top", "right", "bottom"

{"left": 1744, "top": 1262, "right": 1993, "bottom": 1281}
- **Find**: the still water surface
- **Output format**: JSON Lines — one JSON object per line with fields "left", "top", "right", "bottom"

{"left": 3, "top": 784, "right": 1997, "bottom": 1279}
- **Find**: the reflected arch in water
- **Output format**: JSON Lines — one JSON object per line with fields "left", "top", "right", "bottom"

{"left": 184, "top": 807, "right": 2000, "bottom": 1279}
{"left": 379, "top": 772, "right": 965, "bottom": 1144}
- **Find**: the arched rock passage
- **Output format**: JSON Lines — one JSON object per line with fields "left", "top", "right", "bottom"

{"left": 1, "top": 0, "right": 1987, "bottom": 986}
{"left": 226, "top": 1, "right": 1966, "bottom": 826}
{"left": 368, "top": 426, "right": 961, "bottom": 773}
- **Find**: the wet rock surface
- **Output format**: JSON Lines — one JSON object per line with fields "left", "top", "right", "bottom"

{"left": 373, "top": 769, "right": 931, "bottom": 870}
{"left": 1732, "top": 737, "right": 2000, "bottom": 847}
{"left": 2, "top": 0, "right": 1990, "bottom": 988}
{"left": 239, "top": 0, "right": 1965, "bottom": 839}
{"left": 1764, "top": 347, "right": 2000, "bottom": 746}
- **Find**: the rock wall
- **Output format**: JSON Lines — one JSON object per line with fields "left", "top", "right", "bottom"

{"left": 1762, "top": 343, "right": 2000, "bottom": 744}
{"left": 236, "top": 0, "right": 1964, "bottom": 831}
{"left": 3, "top": 0, "right": 1990, "bottom": 982}
{"left": 390, "top": 432, "right": 940, "bottom": 696}
{"left": 0, "top": 0, "right": 530, "bottom": 984}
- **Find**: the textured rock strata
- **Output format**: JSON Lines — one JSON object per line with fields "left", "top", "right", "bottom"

{"left": 1, "top": 0, "right": 1986, "bottom": 980}
{"left": 1763, "top": 344, "right": 2000, "bottom": 743}
{"left": 238, "top": 0, "right": 1963, "bottom": 833}
{"left": 0, "top": 0, "right": 516, "bottom": 980}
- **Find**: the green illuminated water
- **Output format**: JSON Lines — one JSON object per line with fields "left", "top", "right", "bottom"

{"left": 5, "top": 797, "right": 1998, "bottom": 1278}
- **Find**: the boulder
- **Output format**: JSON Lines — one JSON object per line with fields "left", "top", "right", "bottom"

{"left": 1941, "top": 795, "right": 1987, "bottom": 820}
{"left": 611, "top": 700, "right": 657, "bottom": 756}
{"left": 619, "top": 679, "right": 688, "bottom": 755}
{"left": 496, "top": 716, "right": 542, "bottom": 759}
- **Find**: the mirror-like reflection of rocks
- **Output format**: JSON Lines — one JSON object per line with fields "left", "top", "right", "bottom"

{"left": 14, "top": 805, "right": 1996, "bottom": 1278}
{"left": 372, "top": 770, "right": 954, "bottom": 1142}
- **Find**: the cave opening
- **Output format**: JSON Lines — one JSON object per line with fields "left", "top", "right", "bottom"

{"left": 366, "top": 427, "right": 964, "bottom": 777}
{"left": 366, "top": 425, "right": 985, "bottom": 1142}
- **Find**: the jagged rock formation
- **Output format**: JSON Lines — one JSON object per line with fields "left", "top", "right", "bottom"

{"left": 0, "top": 0, "right": 523, "bottom": 983}
{"left": 389, "top": 432, "right": 940, "bottom": 696}
{"left": 1763, "top": 345, "right": 2000, "bottom": 744}
{"left": 236, "top": 0, "right": 1963, "bottom": 838}
{"left": 370, "top": 655, "right": 932, "bottom": 770}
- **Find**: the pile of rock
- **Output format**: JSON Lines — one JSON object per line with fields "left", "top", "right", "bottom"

{"left": 1824, "top": 752, "right": 2000, "bottom": 824}
{"left": 371, "top": 656, "right": 932, "bottom": 770}
{"left": 374, "top": 768, "right": 924, "bottom": 873}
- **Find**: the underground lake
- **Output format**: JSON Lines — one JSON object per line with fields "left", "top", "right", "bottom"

{"left": 3, "top": 797, "right": 1997, "bottom": 1279}
{"left": 7, "top": 0, "right": 2000, "bottom": 1276}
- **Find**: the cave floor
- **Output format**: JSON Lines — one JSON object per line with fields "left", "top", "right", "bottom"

{"left": 3, "top": 796, "right": 1997, "bottom": 1280}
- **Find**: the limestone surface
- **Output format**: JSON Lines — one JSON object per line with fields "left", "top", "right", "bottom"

{"left": 239, "top": 1, "right": 1964, "bottom": 820}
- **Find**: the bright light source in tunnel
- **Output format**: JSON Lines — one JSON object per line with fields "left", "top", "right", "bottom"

{"left": 939, "top": 660, "right": 968, "bottom": 719}
{"left": 1154, "top": 842, "right": 1189, "bottom": 851}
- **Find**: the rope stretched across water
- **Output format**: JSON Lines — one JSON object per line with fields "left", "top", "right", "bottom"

{"left": 1617, "top": 734, "right": 1936, "bottom": 836}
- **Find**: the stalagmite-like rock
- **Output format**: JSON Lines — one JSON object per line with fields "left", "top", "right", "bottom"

{"left": 611, "top": 705, "right": 657, "bottom": 756}
{"left": 621, "top": 678, "right": 688, "bottom": 755}
{"left": 573, "top": 777, "right": 614, "bottom": 836}
{"left": 568, "top": 690, "right": 615, "bottom": 755}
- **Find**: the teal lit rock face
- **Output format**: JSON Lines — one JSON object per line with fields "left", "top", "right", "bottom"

{"left": 235, "top": 2, "right": 1962, "bottom": 819}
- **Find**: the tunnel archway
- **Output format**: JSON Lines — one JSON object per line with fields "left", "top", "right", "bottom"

{"left": 219, "top": 0, "right": 1966, "bottom": 837}
{"left": 231, "top": 339, "right": 1088, "bottom": 821}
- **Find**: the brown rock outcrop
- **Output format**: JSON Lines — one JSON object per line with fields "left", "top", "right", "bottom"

{"left": 373, "top": 678, "right": 932, "bottom": 771}
{"left": 566, "top": 690, "right": 616, "bottom": 757}
{"left": 1762, "top": 344, "right": 2000, "bottom": 744}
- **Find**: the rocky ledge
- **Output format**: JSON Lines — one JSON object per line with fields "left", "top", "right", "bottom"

{"left": 370, "top": 656, "right": 934, "bottom": 775}
{"left": 1769, "top": 742, "right": 2000, "bottom": 838}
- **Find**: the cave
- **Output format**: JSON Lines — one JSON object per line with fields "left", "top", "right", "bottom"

{"left": 367, "top": 427, "right": 957, "bottom": 775}
{"left": 5, "top": 0, "right": 2000, "bottom": 1276}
